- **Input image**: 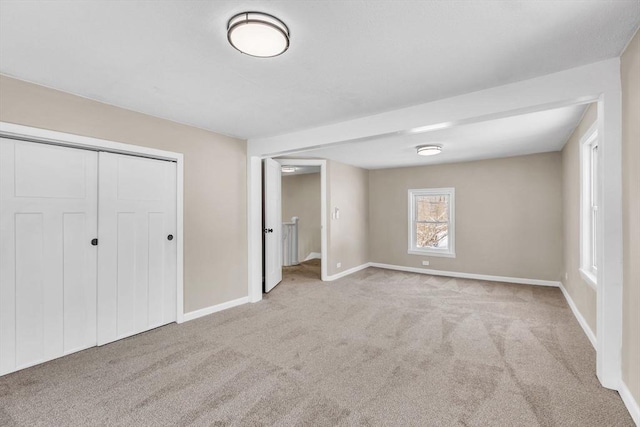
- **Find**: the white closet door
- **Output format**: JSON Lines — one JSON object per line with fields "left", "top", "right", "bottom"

{"left": 0, "top": 138, "right": 98, "bottom": 375}
{"left": 97, "top": 152, "right": 177, "bottom": 345}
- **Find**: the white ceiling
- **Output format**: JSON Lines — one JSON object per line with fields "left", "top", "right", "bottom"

{"left": 0, "top": 1, "right": 638, "bottom": 140}
{"left": 285, "top": 104, "right": 589, "bottom": 169}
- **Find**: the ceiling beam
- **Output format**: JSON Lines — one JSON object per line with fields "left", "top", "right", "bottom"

{"left": 248, "top": 58, "right": 618, "bottom": 157}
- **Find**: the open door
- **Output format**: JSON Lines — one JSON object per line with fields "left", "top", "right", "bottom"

{"left": 263, "top": 158, "right": 282, "bottom": 292}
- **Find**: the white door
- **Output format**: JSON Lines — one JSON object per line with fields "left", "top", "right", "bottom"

{"left": 97, "top": 152, "right": 177, "bottom": 345}
{"left": 264, "top": 158, "right": 282, "bottom": 292}
{"left": 0, "top": 138, "right": 98, "bottom": 375}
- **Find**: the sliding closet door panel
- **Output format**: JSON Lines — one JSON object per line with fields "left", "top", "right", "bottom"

{"left": 97, "top": 152, "right": 177, "bottom": 345}
{"left": 0, "top": 138, "right": 98, "bottom": 376}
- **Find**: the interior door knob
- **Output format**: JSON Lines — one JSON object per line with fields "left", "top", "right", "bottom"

{"left": 167, "top": 234, "right": 174, "bottom": 241}
{"left": 91, "top": 238, "right": 98, "bottom": 246}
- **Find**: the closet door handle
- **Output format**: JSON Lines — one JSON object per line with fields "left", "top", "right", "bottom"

{"left": 167, "top": 234, "right": 174, "bottom": 241}
{"left": 91, "top": 238, "right": 98, "bottom": 246}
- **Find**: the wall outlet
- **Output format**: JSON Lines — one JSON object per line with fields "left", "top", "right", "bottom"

{"left": 422, "top": 260, "right": 430, "bottom": 266}
{"left": 337, "top": 262, "right": 341, "bottom": 268}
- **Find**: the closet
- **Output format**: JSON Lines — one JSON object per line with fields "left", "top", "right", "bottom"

{"left": 0, "top": 138, "right": 177, "bottom": 375}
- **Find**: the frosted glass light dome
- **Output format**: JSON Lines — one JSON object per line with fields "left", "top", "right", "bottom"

{"left": 417, "top": 145, "right": 442, "bottom": 156}
{"left": 227, "top": 12, "right": 290, "bottom": 58}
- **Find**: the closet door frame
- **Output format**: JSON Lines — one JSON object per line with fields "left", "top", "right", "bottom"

{"left": 0, "top": 122, "right": 185, "bottom": 324}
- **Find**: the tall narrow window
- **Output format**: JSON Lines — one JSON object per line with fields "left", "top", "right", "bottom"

{"left": 408, "top": 188, "right": 455, "bottom": 257}
{"left": 580, "top": 124, "right": 598, "bottom": 288}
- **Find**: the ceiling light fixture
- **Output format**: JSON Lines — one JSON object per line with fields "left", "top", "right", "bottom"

{"left": 227, "top": 12, "right": 290, "bottom": 58}
{"left": 416, "top": 145, "right": 442, "bottom": 156}
{"left": 281, "top": 166, "right": 296, "bottom": 173}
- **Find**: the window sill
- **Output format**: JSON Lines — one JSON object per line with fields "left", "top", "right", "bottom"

{"left": 579, "top": 268, "right": 597, "bottom": 290}
{"left": 408, "top": 249, "right": 456, "bottom": 258}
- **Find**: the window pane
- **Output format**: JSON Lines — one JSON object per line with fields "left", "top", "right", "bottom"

{"left": 591, "top": 143, "right": 598, "bottom": 206}
{"left": 416, "top": 222, "right": 449, "bottom": 249}
{"left": 416, "top": 195, "right": 449, "bottom": 222}
{"left": 592, "top": 208, "right": 597, "bottom": 270}
{"left": 591, "top": 142, "right": 598, "bottom": 272}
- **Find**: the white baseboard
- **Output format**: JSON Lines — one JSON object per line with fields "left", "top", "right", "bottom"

{"left": 369, "top": 263, "right": 561, "bottom": 287}
{"left": 182, "top": 296, "right": 249, "bottom": 322}
{"left": 558, "top": 282, "right": 597, "bottom": 349}
{"left": 324, "top": 262, "right": 371, "bottom": 281}
{"left": 619, "top": 380, "right": 640, "bottom": 426}
{"left": 304, "top": 252, "right": 322, "bottom": 261}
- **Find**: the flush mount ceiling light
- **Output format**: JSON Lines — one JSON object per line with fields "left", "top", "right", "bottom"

{"left": 281, "top": 166, "right": 296, "bottom": 173}
{"left": 227, "top": 12, "right": 290, "bottom": 58}
{"left": 416, "top": 145, "right": 442, "bottom": 156}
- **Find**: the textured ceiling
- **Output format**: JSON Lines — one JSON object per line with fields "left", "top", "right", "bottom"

{"left": 285, "top": 104, "right": 589, "bottom": 169}
{"left": 0, "top": 1, "right": 638, "bottom": 140}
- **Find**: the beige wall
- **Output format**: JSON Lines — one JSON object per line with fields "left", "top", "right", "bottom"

{"left": 369, "top": 152, "right": 563, "bottom": 281}
{"left": 282, "top": 173, "right": 321, "bottom": 261}
{"left": 561, "top": 103, "right": 598, "bottom": 334}
{"left": 0, "top": 75, "right": 247, "bottom": 314}
{"left": 621, "top": 28, "right": 640, "bottom": 409}
{"left": 327, "top": 160, "right": 369, "bottom": 276}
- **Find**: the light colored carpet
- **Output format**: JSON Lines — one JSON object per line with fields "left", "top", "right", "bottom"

{"left": 0, "top": 260, "right": 634, "bottom": 426}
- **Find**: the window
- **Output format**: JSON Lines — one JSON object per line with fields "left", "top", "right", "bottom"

{"left": 580, "top": 124, "right": 598, "bottom": 288}
{"left": 408, "top": 188, "right": 455, "bottom": 257}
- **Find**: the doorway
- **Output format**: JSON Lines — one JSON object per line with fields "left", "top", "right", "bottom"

{"left": 262, "top": 159, "right": 327, "bottom": 294}
{"left": 280, "top": 163, "right": 322, "bottom": 281}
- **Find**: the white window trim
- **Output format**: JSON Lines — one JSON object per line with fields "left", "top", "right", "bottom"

{"left": 408, "top": 187, "right": 456, "bottom": 258}
{"left": 579, "top": 122, "right": 598, "bottom": 288}
{"left": 579, "top": 267, "right": 598, "bottom": 291}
